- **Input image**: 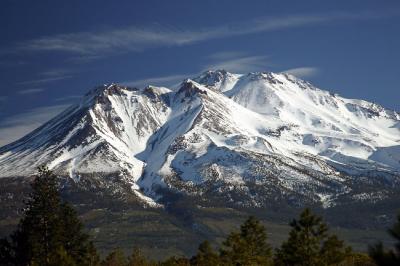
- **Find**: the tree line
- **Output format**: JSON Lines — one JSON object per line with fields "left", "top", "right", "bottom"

{"left": 0, "top": 167, "right": 399, "bottom": 265}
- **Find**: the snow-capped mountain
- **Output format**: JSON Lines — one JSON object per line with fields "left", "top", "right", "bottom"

{"left": 0, "top": 70, "right": 399, "bottom": 208}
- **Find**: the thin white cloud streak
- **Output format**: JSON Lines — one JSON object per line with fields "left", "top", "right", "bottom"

{"left": 121, "top": 74, "right": 189, "bottom": 88}
{"left": 207, "top": 51, "right": 249, "bottom": 61}
{"left": 17, "top": 68, "right": 75, "bottom": 87}
{"left": 282, "top": 67, "right": 319, "bottom": 78}
{"left": 13, "top": 11, "right": 391, "bottom": 58}
{"left": 17, "top": 88, "right": 45, "bottom": 95}
{"left": 16, "top": 75, "right": 73, "bottom": 86}
{"left": 204, "top": 55, "right": 270, "bottom": 73}
{"left": 0, "top": 104, "right": 69, "bottom": 147}
{"left": 40, "top": 69, "right": 71, "bottom": 78}
{"left": 54, "top": 95, "right": 82, "bottom": 102}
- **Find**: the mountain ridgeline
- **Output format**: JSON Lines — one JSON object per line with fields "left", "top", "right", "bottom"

{"left": 0, "top": 70, "right": 399, "bottom": 225}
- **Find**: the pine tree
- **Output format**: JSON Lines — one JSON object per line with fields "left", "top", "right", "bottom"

{"left": 274, "top": 208, "right": 351, "bottom": 266}
{"left": 48, "top": 246, "right": 77, "bottom": 266}
{"left": 342, "top": 253, "right": 376, "bottom": 266}
{"left": 320, "top": 235, "right": 352, "bottom": 265}
{"left": 21, "top": 166, "right": 63, "bottom": 265}
{"left": 58, "top": 202, "right": 99, "bottom": 265}
{"left": 220, "top": 216, "right": 272, "bottom": 265}
{"left": 127, "top": 247, "right": 155, "bottom": 266}
{"left": 369, "top": 214, "right": 400, "bottom": 265}
{"left": 0, "top": 166, "right": 99, "bottom": 265}
{"left": 87, "top": 242, "right": 101, "bottom": 266}
{"left": 101, "top": 248, "right": 127, "bottom": 266}
{"left": 190, "top": 240, "right": 220, "bottom": 266}
{"left": 160, "top": 256, "right": 190, "bottom": 266}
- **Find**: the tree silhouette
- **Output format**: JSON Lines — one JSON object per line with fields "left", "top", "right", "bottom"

{"left": 160, "top": 256, "right": 190, "bottom": 266}
{"left": 0, "top": 166, "right": 98, "bottom": 265}
{"left": 190, "top": 240, "right": 220, "bottom": 266}
{"left": 220, "top": 216, "right": 272, "bottom": 265}
{"left": 274, "top": 208, "right": 351, "bottom": 266}
{"left": 369, "top": 214, "right": 400, "bottom": 265}
{"left": 127, "top": 247, "right": 155, "bottom": 266}
{"left": 101, "top": 248, "right": 126, "bottom": 266}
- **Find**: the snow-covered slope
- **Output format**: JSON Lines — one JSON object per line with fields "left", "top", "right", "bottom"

{"left": 0, "top": 71, "right": 399, "bottom": 208}
{"left": 194, "top": 71, "right": 400, "bottom": 172}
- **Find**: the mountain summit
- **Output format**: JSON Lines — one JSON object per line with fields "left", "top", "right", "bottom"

{"left": 0, "top": 70, "right": 399, "bottom": 208}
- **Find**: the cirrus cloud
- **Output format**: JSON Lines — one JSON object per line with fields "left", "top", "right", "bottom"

{"left": 281, "top": 67, "right": 319, "bottom": 78}
{"left": 8, "top": 10, "right": 394, "bottom": 61}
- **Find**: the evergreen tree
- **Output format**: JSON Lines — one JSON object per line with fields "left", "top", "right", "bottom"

{"left": 0, "top": 166, "right": 98, "bottom": 265}
{"left": 101, "top": 248, "right": 127, "bottom": 266}
{"left": 161, "top": 256, "right": 190, "bottom": 266}
{"left": 369, "top": 214, "right": 400, "bottom": 266}
{"left": 87, "top": 242, "right": 101, "bottom": 266}
{"left": 220, "top": 216, "right": 272, "bottom": 265}
{"left": 48, "top": 246, "right": 77, "bottom": 266}
{"left": 274, "top": 208, "right": 351, "bottom": 266}
{"left": 190, "top": 240, "right": 220, "bottom": 266}
{"left": 320, "top": 235, "right": 352, "bottom": 264}
{"left": 58, "top": 202, "right": 100, "bottom": 265}
{"left": 127, "top": 247, "right": 155, "bottom": 266}
{"left": 342, "top": 253, "right": 376, "bottom": 266}
{"left": 21, "top": 165, "right": 63, "bottom": 265}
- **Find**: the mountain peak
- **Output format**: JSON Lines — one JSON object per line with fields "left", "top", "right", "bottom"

{"left": 193, "top": 70, "right": 241, "bottom": 93}
{"left": 84, "top": 83, "right": 138, "bottom": 99}
{"left": 176, "top": 79, "right": 208, "bottom": 99}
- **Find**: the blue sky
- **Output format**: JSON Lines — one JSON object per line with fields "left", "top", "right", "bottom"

{"left": 0, "top": 0, "right": 399, "bottom": 146}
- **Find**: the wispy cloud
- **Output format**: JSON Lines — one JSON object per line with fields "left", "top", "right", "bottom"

{"left": 0, "top": 96, "right": 7, "bottom": 102}
{"left": 16, "top": 75, "right": 73, "bottom": 86}
{"left": 204, "top": 54, "right": 270, "bottom": 73}
{"left": 54, "top": 95, "right": 82, "bottom": 102}
{"left": 17, "top": 88, "right": 45, "bottom": 95}
{"left": 0, "top": 104, "right": 69, "bottom": 147}
{"left": 11, "top": 11, "right": 392, "bottom": 60}
{"left": 40, "top": 69, "right": 71, "bottom": 78}
{"left": 121, "top": 74, "right": 189, "bottom": 88}
{"left": 207, "top": 51, "right": 249, "bottom": 61}
{"left": 16, "top": 68, "right": 74, "bottom": 86}
{"left": 281, "top": 67, "right": 319, "bottom": 78}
